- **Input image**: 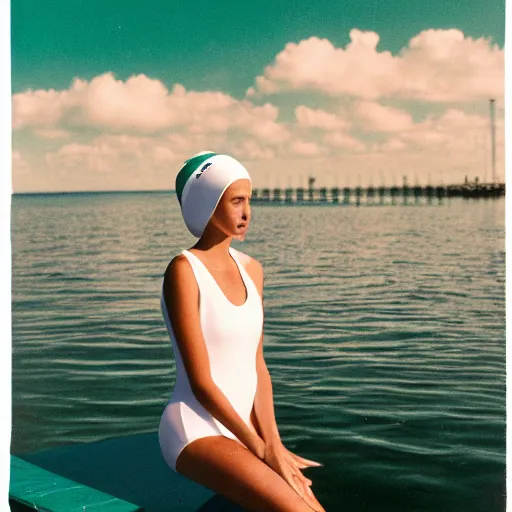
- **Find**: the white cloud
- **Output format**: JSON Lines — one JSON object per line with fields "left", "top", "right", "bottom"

{"left": 373, "top": 137, "right": 408, "bottom": 153}
{"left": 245, "top": 118, "right": 291, "bottom": 145}
{"left": 39, "top": 103, "right": 494, "bottom": 177}
{"left": 12, "top": 74, "right": 289, "bottom": 142}
{"left": 46, "top": 142, "right": 119, "bottom": 173}
{"left": 44, "top": 134, "right": 177, "bottom": 173}
{"left": 43, "top": 132, "right": 279, "bottom": 174}
{"left": 13, "top": 74, "right": 235, "bottom": 132}
{"left": 289, "top": 140, "right": 325, "bottom": 157}
{"left": 400, "top": 108, "right": 489, "bottom": 150}
{"left": 322, "top": 132, "right": 366, "bottom": 152}
{"left": 11, "top": 150, "right": 32, "bottom": 192}
{"left": 403, "top": 29, "right": 504, "bottom": 101}
{"left": 152, "top": 145, "right": 177, "bottom": 165}
{"left": 12, "top": 150, "right": 30, "bottom": 174}
{"left": 11, "top": 27, "right": 505, "bottom": 191}
{"left": 12, "top": 88, "right": 71, "bottom": 129}
{"left": 79, "top": 74, "right": 178, "bottom": 131}
{"left": 33, "top": 128, "right": 71, "bottom": 139}
{"left": 230, "top": 139, "right": 275, "bottom": 160}
{"left": 295, "top": 105, "right": 350, "bottom": 131}
{"left": 247, "top": 29, "right": 503, "bottom": 102}
{"left": 354, "top": 101, "right": 414, "bottom": 132}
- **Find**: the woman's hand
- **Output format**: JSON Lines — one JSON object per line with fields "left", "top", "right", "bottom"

{"left": 263, "top": 442, "right": 325, "bottom": 512}
{"left": 283, "top": 444, "right": 323, "bottom": 470}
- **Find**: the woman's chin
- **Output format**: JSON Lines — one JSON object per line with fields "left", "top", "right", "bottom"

{"left": 232, "top": 226, "right": 248, "bottom": 241}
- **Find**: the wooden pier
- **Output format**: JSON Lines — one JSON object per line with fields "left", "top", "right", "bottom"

{"left": 251, "top": 179, "right": 504, "bottom": 205}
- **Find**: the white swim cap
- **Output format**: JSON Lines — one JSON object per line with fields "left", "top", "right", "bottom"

{"left": 175, "top": 151, "right": 252, "bottom": 238}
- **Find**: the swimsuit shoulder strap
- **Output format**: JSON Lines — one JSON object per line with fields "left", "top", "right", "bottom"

{"left": 180, "top": 249, "right": 212, "bottom": 292}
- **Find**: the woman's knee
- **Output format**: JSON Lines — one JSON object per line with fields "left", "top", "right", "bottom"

{"left": 175, "top": 435, "right": 314, "bottom": 512}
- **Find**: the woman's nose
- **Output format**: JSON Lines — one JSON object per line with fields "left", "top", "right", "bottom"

{"left": 242, "top": 202, "right": 251, "bottom": 220}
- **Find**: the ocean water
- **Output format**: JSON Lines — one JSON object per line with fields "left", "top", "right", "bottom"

{"left": 11, "top": 193, "right": 505, "bottom": 512}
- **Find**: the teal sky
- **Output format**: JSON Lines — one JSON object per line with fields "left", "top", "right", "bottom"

{"left": 12, "top": 0, "right": 505, "bottom": 95}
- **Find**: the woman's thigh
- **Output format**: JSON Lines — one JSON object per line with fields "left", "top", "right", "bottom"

{"left": 176, "top": 435, "right": 315, "bottom": 512}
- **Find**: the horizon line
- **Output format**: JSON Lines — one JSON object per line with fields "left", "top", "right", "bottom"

{"left": 12, "top": 190, "right": 177, "bottom": 195}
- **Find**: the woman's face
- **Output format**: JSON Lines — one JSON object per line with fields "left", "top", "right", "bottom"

{"left": 209, "top": 179, "right": 252, "bottom": 241}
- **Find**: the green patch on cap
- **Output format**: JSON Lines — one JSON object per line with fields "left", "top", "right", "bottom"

{"left": 175, "top": 152, "right": 217, "bottom": 205}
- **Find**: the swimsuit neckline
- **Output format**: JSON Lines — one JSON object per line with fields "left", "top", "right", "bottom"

{"left": 182, "top": 247, "right": 249, "bottom": 308}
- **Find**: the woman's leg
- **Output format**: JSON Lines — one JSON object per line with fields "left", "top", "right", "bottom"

{"left": 176, "top": 435, "right": 317, "bottom": 512}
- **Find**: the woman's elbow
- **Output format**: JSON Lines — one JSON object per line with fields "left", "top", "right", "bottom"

{"left": 191, "top": 376, "right": 215, "bottom": 401}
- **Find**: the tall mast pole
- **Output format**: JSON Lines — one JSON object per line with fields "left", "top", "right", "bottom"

{"left": 490, "top": 98, "right": 496, "bottom": 184}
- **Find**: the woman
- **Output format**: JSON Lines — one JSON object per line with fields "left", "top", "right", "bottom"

{"left": 158, "top": 151, "right": 326, "bottom": 512}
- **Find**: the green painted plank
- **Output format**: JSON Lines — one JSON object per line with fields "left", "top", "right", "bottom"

{"left": 10, "top": 456, "right": 144, "bottom": 512}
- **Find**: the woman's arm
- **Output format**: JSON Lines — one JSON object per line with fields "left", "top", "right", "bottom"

{"left": 163, "top": 255, "right": 265, "bottom": 458}
{"left": 248, "top": 258, "right": 283, "bottom": 447}
{"left": 254, "top": 333, "right": 282, "bottom": 446}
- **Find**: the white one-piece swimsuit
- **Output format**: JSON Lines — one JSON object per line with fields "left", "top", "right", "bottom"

{"left": 158, "top": 246, "right": 264, "bottom": 472}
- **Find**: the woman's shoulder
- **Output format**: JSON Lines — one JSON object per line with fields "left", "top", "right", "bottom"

{"left": 231, "top": 248, "right": 264, "bottom": 293}
{"left": 163, "top": 252, "right": 192, "bottom": 283}
{"left": 231, "top": 247, "right": 262, "bottom": 271}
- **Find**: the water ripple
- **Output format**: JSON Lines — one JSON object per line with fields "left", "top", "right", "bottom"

{"left": 11, "top": 194, "right": 505, "bottom": 512}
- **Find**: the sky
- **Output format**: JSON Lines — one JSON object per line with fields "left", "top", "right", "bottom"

{"left": 10, "top": 0, "right": 506, "bottom": 192}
